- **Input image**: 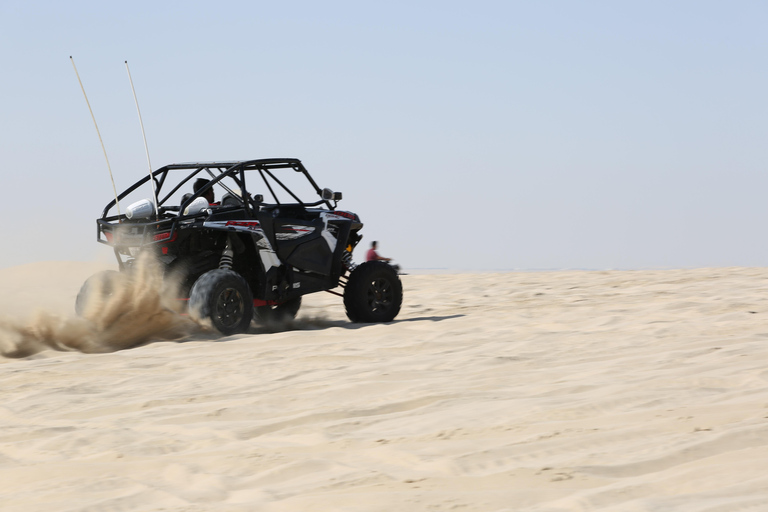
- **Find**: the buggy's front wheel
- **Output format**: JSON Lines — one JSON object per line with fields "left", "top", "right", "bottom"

{"left": 189, "top": 269, "right": 254, "bottom": 335}
{"left": 343, "top": 261, "right": 402, "bottom": 323}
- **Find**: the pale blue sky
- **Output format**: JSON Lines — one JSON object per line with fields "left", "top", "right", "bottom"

{"left": 1, "top": 1, "right": 767, "bottom": 270}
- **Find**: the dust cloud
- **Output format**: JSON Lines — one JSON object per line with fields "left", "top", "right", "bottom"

{"left": 0, "top": 254, "right": 196, "bottom": 358}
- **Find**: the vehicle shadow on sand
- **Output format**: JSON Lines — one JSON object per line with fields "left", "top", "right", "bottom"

{"left": 250, "top": 313, "right": 466, "bottom": 333}
{"left": 176, "top": 314, "right": 466, "bottom": 343}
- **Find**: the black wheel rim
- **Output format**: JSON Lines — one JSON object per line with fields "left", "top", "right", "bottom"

{"left": 366, "top": 277, "right": 393, "bottom": 313}
{"left": 215, "top": 287, "right": 244, "bottom": 329}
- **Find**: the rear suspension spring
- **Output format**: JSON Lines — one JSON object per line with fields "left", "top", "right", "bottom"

{"left": 219, "top": 242, "right": 234, "bottom": 270}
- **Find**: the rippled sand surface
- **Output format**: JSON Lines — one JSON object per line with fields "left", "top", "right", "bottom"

{"left": 3, "top": 263, "right": 768, "bottom": 511}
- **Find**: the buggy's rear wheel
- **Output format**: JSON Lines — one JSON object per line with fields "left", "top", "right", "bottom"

{"left": 343, "top": 261, "right": 402, "bottom": 323}
{"left": 75, "top": 270, "right": 123, "bottom": 317}
{"left": 189, "top": 269, "right": 253, "bottom": 335}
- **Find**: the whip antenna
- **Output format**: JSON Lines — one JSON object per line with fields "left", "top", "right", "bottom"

{"left": 70, "top": 56, "right": 121, "bottom": 217}
{"left": 125, "top": 60, "right": 159, "bottom": 217}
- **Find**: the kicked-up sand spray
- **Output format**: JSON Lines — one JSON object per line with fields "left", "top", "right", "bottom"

{"left": 0, "top": 254, "right": 196, "bottom": 358}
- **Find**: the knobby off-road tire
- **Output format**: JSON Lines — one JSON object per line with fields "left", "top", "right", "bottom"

{"left": 343, "top": 261, "right": 402, "bottom": 323}
{"left": 254, "top": 297, "right": 302, "bottom": 324}
{"left": 189, "top": 269, "right": 254, "bottom": 335}
{"left": 75, "top": 270, "right": 123, "bottom": 317}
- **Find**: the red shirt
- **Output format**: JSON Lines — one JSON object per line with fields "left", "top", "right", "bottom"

{"left": 366, "top": 248, "right": 379, "bottom": 262}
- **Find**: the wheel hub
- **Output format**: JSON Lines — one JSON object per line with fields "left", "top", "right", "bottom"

{"left": 367, "top": 278, "right": 392, "bottom": 311}
{"left": 215, "top": 287, "right": 244, "bottom": 328}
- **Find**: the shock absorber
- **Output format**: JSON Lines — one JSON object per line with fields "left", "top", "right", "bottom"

{"left": 341, "top": 250, "right": 357, "bottom": 272}
{"left": 219, "top": 240, "right": 234, "bottom": 270}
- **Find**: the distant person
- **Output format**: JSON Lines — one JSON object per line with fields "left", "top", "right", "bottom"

{"left": 366, "top": 241, "right": 401, "bottom": 273}
{"left": 366, "top": 241, "right": 392, "bottom": 263}
{"left": 193, "top": 178, "right": 215, "bottom": 204}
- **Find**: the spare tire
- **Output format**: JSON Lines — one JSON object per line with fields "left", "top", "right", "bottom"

{"left": 343, "top": 261, "right": 402, "bottom": 323}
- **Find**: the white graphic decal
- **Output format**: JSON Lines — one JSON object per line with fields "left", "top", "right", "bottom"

{"left": 259, "top": 249, "right": 281, "bottom": 271}
{"left": 275, "top": 225, "right": 315, "bottom": 241}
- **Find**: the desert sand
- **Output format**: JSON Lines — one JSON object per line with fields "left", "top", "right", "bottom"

{"left": 2, "top": 262, "right": 768, "bottom": 511}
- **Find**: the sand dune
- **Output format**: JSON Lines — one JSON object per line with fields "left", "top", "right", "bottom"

{"left": 2, "top": 263, "right": 768, "bottom": 511}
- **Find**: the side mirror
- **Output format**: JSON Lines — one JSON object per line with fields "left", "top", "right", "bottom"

{"left": 322, "top": 188, "right": 343, "bottom": 202}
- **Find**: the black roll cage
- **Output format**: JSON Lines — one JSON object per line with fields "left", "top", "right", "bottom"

{"left": 100, "top": 158, "right": 336, "bottom": 222}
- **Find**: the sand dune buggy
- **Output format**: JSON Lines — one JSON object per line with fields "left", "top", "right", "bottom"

{"left": 78, "top": 158, "right": 402, "bottom": 334}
